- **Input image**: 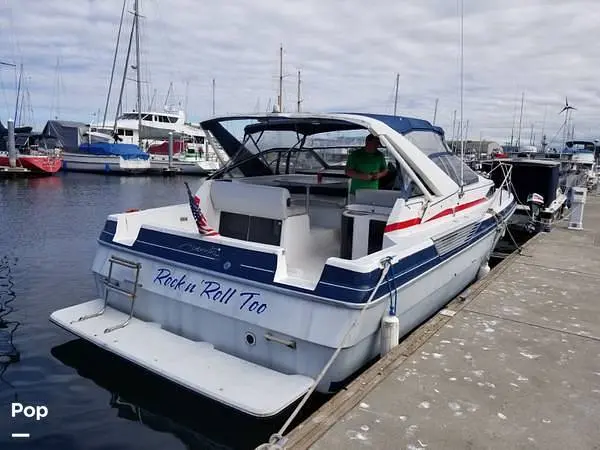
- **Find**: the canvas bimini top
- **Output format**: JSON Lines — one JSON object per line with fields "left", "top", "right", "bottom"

{"left": 201, "top": 112, "right": 477, "bottom": 198}
{"left": 201, "top": 112, "right": 443, "bottom": 141}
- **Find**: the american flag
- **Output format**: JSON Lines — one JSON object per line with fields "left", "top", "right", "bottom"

{"left": 184, "top": 182, "right": 219, "bottom": 237}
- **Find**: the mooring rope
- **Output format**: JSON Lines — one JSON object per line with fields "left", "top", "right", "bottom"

{"left": 255, "top": 257, "right": 394, "bottom": 450}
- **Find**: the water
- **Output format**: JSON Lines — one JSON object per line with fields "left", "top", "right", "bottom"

{"left": 0, "top": 173, "right": 323, "bottom": 450}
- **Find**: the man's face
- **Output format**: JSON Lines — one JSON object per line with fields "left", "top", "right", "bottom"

{"left": 366, "top": 138, "right": 380, "bottom": 152}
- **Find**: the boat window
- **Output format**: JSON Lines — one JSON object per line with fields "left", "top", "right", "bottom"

{"left": 288, "top": 149, "right": 325, "bottom": 172}
{"left": 429, "top": 153, "right": 479, "bottom": 185}
{"left": 167, "top": 116, "right": 178, "bottom": 123}
{"left": 404, "top": 130, "right": 447, "bottom": 155}
{"left": 117, "top": 129, "right": 125, "bottom": 135}
{"left": 142, "top": 114, "right": 152, "bottom": 120}
{"left": 405, "top": 130, "right": 479, "bottom": 186}
{"left": 125, "top": 130, "right": 134, "bottom": 136}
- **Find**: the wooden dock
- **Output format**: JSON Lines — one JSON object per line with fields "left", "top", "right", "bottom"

{"left": 286, "top": 192, "right": 600, "bottom": 450}
{"left": 0, "top": 166, "right": 31, "bottom": 177}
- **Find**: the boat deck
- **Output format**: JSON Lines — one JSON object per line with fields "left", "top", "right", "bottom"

{"left": 285, "top": 193, "right": 600, "bottom": 449}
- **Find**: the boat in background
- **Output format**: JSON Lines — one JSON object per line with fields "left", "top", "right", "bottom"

{"left": 481, "top": 158, "right": 567, "bottom": 233}
{"left": 146, "top": 139, "right": 220, "bottom": 175}
{"left": 42, "top": 120, "right": 150, "bottom": 174}
{"left": 50, "top": 112, "right": 515, "bottom": 417}
{"left": 0, "top": 122, "right": 63, "bottom": 175}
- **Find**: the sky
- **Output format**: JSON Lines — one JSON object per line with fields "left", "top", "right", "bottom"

{"left": 1, "top": 0, "right": 599, "bottom": 146}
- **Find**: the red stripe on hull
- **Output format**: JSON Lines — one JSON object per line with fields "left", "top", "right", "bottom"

{"left": 425, "top": 197, "right": 487, "bottom": 221}
{"left": 384, "top": 197, "right": 488, "bottom": 233}
{"left": 383, "top": 218, "right": 422, "bottom": 233}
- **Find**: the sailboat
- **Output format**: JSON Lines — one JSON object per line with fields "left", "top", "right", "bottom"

{"left": 88, "top": 2, "right": 221, "bottom": 175}
{"left": 58, "top": 0, "right": 150, "bottom": 174}
{"left": 0, "top": 63, "right": 63, "bottom": 175}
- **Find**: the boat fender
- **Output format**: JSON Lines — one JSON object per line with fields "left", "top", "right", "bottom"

{"left": 477, "top": 263, "right": 491, "bottom": 280}
{"left": 125, "top": 208, "right": 140, "bottom": 213}
{"left": 380, "top": 315, "right": 400, "bottom": 356}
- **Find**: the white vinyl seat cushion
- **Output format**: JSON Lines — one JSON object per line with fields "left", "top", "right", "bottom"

{"left": 210, "top": 180, "right": 303, "bottom": 220}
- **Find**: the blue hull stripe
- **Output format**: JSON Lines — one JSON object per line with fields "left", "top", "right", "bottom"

{"left": 98, "top": 199, "right": 516, "bottom": 304}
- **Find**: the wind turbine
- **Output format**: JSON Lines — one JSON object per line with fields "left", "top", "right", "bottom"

{"left": 559, "top": 97, "right": 576, "bottom": 150}
{"left": 559, "top": 96, "right": 576, "bottom": 115}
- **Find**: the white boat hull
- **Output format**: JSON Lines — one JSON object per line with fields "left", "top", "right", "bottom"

{"left": 148, "top": 157, "right": 219, "bottom": 175}
{"left": 51, "top": 213, "right": 505, "bottom": 410}
{"left": 61, "top": 152, "right": 151, "bottom": 174}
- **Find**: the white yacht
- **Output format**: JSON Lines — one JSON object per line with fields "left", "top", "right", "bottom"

{"left": 50, "top": 112, "right": 516, "bottom": 417}
{"left": 94, "top": 109, "right": 222, "bottom": 174}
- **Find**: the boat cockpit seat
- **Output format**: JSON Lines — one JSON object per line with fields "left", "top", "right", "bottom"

{"left": 354, "top": 189, "right": 402, "bottom": 208}
{"left": 209, "top": 180, "right": 308, "bottom": 246}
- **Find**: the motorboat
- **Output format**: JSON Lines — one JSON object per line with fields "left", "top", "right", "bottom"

{"left": 50, "top": 112, "right": 516, "bottom": 417}
{"left": 481, "top": 158, "right": 566, "bottom": 233}
{"left": 146, "top": 140, "right": 220, "bottom": 175}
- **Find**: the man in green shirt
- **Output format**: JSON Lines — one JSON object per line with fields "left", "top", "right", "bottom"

{"left": 345, "top": 134, "right": 389, "bottom": 194}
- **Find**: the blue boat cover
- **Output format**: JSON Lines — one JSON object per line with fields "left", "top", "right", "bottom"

{"left": 343, "top": 113, "right": 445, "bottom": 137}
{"left": 78, "top": 142, "right": 149, "bottom": 160}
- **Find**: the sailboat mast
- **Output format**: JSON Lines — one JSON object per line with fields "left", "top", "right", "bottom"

{"left": 103, "top": 0, "right": 127, "bottom": 128}
{"left": 541, "top": 105, "right": 547, "bottom": 150}
{"left": 433, "top": 98, "right": 439, "bottom": 125}
{"left": 393, "top": 73, "right": 399, "bottom": 116}
{"left": 212, "top": 78, "right": 216, "bottom": 116}
{"left": 278, "top": 45, "right": 283, "bottom": 112}
{"left": 529, "top": 123, "right": 534, "bottom": 146}
{"left": 113, "top": 9, "right": 135, "bottom": 135}
{"left": 450, "top": 109, "right": 457, "bottom": 151}
{"left": 14, "top": 63, "right": 22, "bottom": 124}
{"left": 516, "top": 91, "right": 524, "bottom": 149}
{"left": 134, "top": 0, "right": 142, "bottom": 149}
{"left": 297, "top": 70, "right": 302, "bottom": 112}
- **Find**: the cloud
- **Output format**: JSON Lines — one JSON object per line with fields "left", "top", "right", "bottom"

{"left": 1, "top": 0, "right": 598, "bottom": 145}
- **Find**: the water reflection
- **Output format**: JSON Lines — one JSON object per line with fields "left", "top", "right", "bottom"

{"left": 25, "top": 176, "right": 63, "bottom": 190}
{"left": 0, "top": 256, "right": 21, "bottom": 394}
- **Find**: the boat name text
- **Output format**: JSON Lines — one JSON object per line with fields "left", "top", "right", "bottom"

{"left": 153, "top": 268, "right": 267, "bottom": 314}
{"left": 178, "top": 243, "right": 221, "bottom": 258}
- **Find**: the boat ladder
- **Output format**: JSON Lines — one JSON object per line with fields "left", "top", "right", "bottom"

{"left": 72, "top": 255, "right": 142, "bottom": 333}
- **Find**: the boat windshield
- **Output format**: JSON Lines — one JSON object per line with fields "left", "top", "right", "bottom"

{"left": 404, "top": 130, "right": 479, "bottom": 186}
{"left": 212, "top": 120, "right": 373, "bottom": 179}
{"left": 566, "top": 141, "right": 596, "bottom": 152}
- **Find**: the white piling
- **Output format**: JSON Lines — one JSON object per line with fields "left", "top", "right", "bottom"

{"left": 568, "top": 187, "right": 587, "bottom": 230}
{"left": 7, "top": 119, "right": 16, "bottom": 168}
{"left": 168, "top": 132, "right": 174, "bottom": 169}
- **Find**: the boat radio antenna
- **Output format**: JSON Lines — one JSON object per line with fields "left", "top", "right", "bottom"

{"left": 393, "top": 73, "right": 399, "bottom": 116}
{"left": 459, "top": 0, "right": 465, "bottom": 197}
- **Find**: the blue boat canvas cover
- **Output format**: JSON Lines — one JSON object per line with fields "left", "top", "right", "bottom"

{"left": 78, "top": 142, "right": 149, "bottom": 160}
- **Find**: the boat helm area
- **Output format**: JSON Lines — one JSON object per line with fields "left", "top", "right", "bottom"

{"left": 185, "top": 115, "right": 483, "bottom": 287}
